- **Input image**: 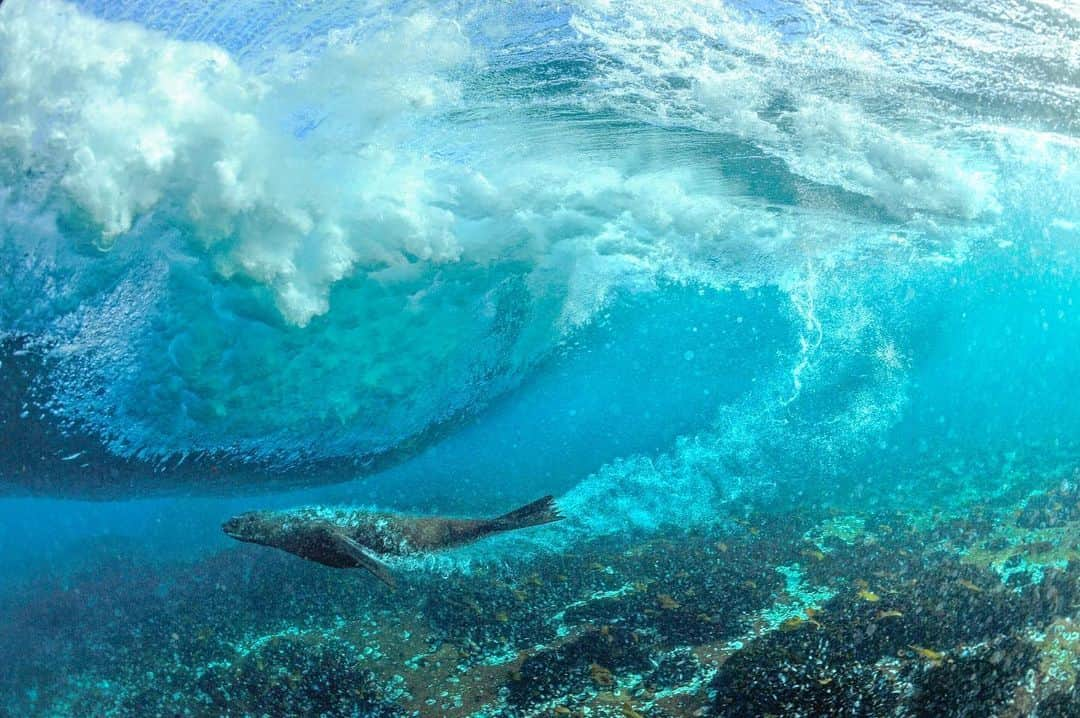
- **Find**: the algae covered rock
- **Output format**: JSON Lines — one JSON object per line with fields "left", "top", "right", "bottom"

{"left": 195, "top": 633, "right": 401, "bottom": 718}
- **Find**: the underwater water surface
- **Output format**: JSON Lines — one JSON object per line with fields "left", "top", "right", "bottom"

{"left": 1, "top": 0, "right": 1079, "bottom": 715}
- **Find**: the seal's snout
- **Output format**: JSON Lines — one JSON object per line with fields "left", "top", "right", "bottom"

{"left": 223, "top": 512, "right": 271, "bottom": 543}
{"left": 222, "top": 514, "right": 250, "bottom": 540}
{"left": 221, "top": 516, "right": 240, "bottom": 538}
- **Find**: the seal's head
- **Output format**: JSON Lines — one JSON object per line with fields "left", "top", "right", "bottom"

{"left": 222, "top": 511, "right": 278, "bottom": 545}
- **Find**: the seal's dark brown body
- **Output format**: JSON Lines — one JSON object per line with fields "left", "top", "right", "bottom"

{"left": 223, "top": 496, "right": 562, "bottom": 587}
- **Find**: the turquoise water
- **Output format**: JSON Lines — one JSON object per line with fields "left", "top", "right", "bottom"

{"left": 1, "top": 1, "right": 1079, "bottom": 715}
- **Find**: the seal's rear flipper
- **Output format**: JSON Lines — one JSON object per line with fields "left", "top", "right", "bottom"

{"left": 489, "top": 495, "right": 564, "bottom": 532}
{"left": 334, "top": 533, "right": 397, "bottom": 590}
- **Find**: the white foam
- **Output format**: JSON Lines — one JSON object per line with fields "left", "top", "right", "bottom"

{"left": 2, "top": 0, "right": 996, "bottom": 337}
{"left": 571, "top": 0, "right": 1005, "bottom": 219}
{"left": 1, "top": 0, "right": 473, "bottom": 326}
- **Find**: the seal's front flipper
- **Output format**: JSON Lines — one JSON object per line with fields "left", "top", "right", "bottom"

{"left": 334, "top": 533, "right": 397, "bottom": 590}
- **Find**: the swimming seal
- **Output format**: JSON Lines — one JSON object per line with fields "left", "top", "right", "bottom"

{"left": 222, "top": 496, "right": 563, "bottom": 588}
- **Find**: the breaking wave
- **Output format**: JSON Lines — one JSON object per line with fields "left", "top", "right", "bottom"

{"left": 0, "top": 0, "right": 1078, "bottom": 499}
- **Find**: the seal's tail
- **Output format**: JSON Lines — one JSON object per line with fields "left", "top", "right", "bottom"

{"left": 488, "top": 495, "right": 563, "bottom": 532}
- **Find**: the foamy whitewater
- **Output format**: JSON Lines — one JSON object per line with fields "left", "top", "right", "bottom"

{"left": 1, "top": 0, "right": 1079, "bottom": 545}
